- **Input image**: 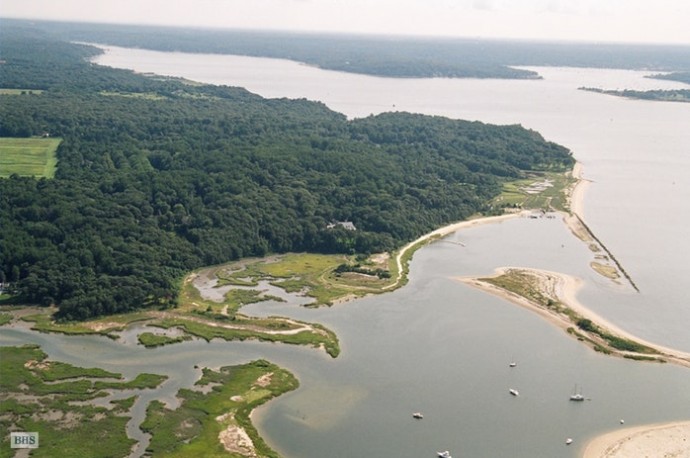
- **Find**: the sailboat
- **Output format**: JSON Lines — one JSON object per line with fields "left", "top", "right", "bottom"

{"left": 569, "top": 385, "right": 585, "bottom": 402}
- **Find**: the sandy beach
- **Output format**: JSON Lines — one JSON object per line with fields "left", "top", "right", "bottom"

{"left": 583, "top": 421, "right": 690, "bottom": 457}
{"left": 459, "top": 267, "right": 690, "bottom": 368}
{"left": 569, "top": 162, "right": 589, "bottom": 217}
{"left": 389, "top": 211, "right": 523, "bottom": 288}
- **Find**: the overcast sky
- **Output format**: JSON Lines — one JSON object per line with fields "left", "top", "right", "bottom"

{"left": 3, "top": 0, "right": 690, "bottom": 45}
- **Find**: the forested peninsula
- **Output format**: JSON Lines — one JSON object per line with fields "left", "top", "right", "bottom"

{"left": 4, "top": 19, "right": 690, "bottom": 79}
{"left": 0, "top": 22, "right": 574, "bottom": 321}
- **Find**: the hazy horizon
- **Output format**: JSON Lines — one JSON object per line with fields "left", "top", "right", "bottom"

{"left": 2, "top": 0, "right": 690, "bottom": 46}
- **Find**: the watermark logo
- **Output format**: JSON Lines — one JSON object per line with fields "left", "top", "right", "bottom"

{"left": 10, "top": 432, "right": 39, "bottom": 449}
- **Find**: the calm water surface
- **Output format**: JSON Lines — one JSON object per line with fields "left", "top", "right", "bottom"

{"left": 94, "top": 45, "right": 690, "bottom": 349}
{"left": 2, "top": 46, "right": 688, "bottom": 458}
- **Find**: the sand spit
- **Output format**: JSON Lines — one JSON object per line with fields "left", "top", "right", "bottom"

{"left": 583, "top": 421, "right": 690, "bottom": 458}
{"left": 459, "top": 267, "right": 690, "bottom": 368}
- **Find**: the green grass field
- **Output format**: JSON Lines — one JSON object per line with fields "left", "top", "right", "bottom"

{"left": 0, "top": 137, "right": 61, "bottom": 178}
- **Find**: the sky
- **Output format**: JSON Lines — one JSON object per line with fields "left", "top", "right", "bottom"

{"left": 2, "top": 0, "right": 690, "bottom": 45}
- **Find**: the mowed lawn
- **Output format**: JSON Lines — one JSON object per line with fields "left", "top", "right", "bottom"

{"left": 0, "top": 137, "right": 61, "bottom": 178}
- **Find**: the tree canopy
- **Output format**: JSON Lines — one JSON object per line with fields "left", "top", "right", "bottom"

{"left": 0, "top": 24, "right": 573, "bottom": 320}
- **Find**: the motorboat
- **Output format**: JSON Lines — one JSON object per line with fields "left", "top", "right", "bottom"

{"left": 412, "top": 412, "right": 423, "bottom": 419}
{"left": 509, "top": 388, "right": 519, "bottom": 396}
{"left": 437, "top": 451, "right": 452, "bottom": 458}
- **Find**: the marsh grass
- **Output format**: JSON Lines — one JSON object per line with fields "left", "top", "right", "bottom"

{"left": 0, "top": 345, "right": 167, "bottom": 458}
{"left": 141, "top": 360, "right": 297, "bottom": 458}
{"left": 229, "top": 253, "right": 398, "bottom": 306}
{"left": 155, "top": 316, "right": 340, "bottom": 357}
{"left": 0, "top": 313, "right": 12, "bottom": 325}
{"left": 493, "top": 171, "right": 575, "bottom": 212}
{"left": 21, "top": 310, "right": 151, "bottom": 337}
{"left": 138, "top": 332, "right": 192, "bottom": 348}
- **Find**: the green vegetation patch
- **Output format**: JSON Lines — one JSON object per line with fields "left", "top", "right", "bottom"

{"left": 37, "top": 361, "right": 120, "bottom": 382}
{"left": 0, "top": 344, "right": 168, "bottom": 457}
{"left": 94, "top": 373, "right": 167, "bottom": 390}
{"left": 0, "top": 312, "right": 12, "bottom": 325}
{"left": 576, "top": 319, "right": 658, "bottom": 354}
{"left": 138, "top": 331, "right": 192, "bottom": 348}
{"left": 155, "top": 315, "right": 340, "bottom": 358}
{"left": 222, "top": 289, "right": 271, "bottom": 314}
{"left": 228, "top": 253, "right": 398, "bottom": 306}
{"left": 0, "top": 137, "right": 61, "bottom": 178}
{"left": 22, "top": 310, "right": 151, "bottom": 337}
{"left": 492, "top": 171, "right": 575, "bottom": 213}
{"left": 141, "top": 359, "right": 298, "bottom": 458}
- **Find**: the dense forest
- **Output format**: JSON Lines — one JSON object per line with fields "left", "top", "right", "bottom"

{"left": 650, "top": 71, "right": 690, "bottom": 84}
{"left": 0, "top": 23, "right": 573, "bottom": 320}
{"left": 4, "top": 19, "right": 690, "bottom": 79}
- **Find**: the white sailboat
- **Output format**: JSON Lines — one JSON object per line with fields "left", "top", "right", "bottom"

{"left": 569, "top": 385, "right": 585, "bottom": 402}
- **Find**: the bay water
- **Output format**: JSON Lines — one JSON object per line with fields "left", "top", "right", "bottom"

{"left": 2, "top": 44, "right": 688, "bottom": 457}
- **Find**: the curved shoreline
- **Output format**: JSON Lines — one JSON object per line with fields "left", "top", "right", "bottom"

{"left": 388, "top": 211, "right": 524, "bottom": 289}
{"left": 583, "top": 421, "right": 690, "bottom": 457}
{"left": 458, "top": 267, "right": 690, "bottom": 368}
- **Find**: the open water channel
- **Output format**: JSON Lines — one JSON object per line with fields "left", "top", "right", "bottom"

{"left": 2, "top": 45, "right": 689, "bottom": 457}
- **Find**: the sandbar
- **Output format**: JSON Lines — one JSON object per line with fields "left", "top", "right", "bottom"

{"left": 583, "top": 421, "right": 690, "bottom": 457}
{"left": 459, "top": 267, "right": 690, "bottom": 368}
